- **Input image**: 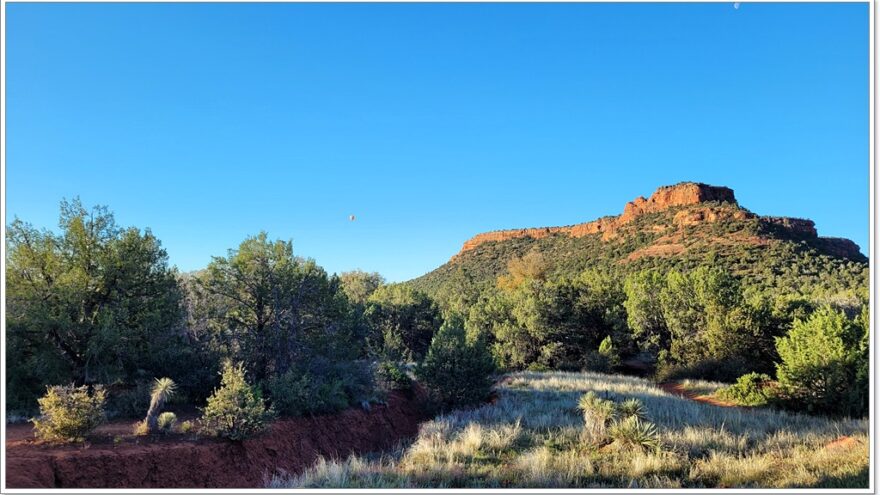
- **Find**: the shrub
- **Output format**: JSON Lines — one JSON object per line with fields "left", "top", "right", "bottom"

{"left": 107, "top": 381, "right": 152, "bottom": 419}
{"left": 598, "top": 336, "right": 620, "bottom": 368}
{"left": 178, "top": 420, "right": 194, "bottom": 434}
{"left": 775, "top": 307, "right": 865, "bottom": 416}
{"left": 365, "top": 285, "right": 443, "bottom": 361}
{"left": 133, "top": 420, "right": 150, "bottom": 436}
{"left": 268, "top": 359, "right": 374, "bottom": 416}
{"left": 608, "top": 416, "right": 661, "bottom": 452}
{"left": 157, "top": 412, "right": 177, "bottom": 431}
{"left": 375, "top": 361, "right": 412, "bottom": 392}
{"left": 201, "top": 361, "right": 272, "bottom": 440}
{"left": 32, "top": 384, "right": 107, "bottom": 442}
{"left": 716, "top": 372, "right": 772, "bottom": 407}
{"left": 416, "top": 321, "right": 496, "bottom": 408}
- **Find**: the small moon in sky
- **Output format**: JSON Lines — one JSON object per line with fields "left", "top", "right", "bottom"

{"left": 734, "top": 2, "right": 740, "bottom": 9}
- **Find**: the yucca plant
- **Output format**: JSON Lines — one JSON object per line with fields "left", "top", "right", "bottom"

{"left": 617, "top": 398, "right": 647, "bottom": 420}
{"left": 157, "top": 411, "right": 177, "bottom": 431}
{"left": 608, "top": 416, "right": 661, "bottom": 452}
{"left": 144, "top": 377, "right": 176, "bottom": 434}
{"left": 577, "top": 391, "right": 617, "bottom": 438}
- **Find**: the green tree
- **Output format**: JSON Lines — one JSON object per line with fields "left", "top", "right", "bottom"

{"left": 364, "top": 285, "right": 442, "bottom": 361}
{"left": 6, "top": 199, "right": 186, "bottom": 411}
{"left": 416, "top": 319, "right": 496, "bottom": 408}
{"left": 775, "top": 306, "right": 866, "bottom": 416}
{"left": 193, "top": 232, "right": 363, "bottom": 383}
{"left": 339, "top": 270, "right": 385, "bottom": 306}
{"left": 623, "top": 270, "right": 669, "bottom": 354}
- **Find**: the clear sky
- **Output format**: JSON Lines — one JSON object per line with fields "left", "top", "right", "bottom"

{"left": 6, "top": 3, "right": 869, "bottom": 282}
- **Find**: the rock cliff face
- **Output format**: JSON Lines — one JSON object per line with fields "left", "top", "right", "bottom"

{"left": 452, "top": 182, "right": 858, "bottom": 261}
{"left": 621, "top": 183, "right": 736, "bottom": 221}
{"left": 454, "top": 182, "right": 741, "bottom": 259}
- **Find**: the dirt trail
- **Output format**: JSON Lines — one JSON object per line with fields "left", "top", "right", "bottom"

{"left": 658, "top": 381, "right": 738, "bottom": 408}
{"left": 5, "top": 390, "right": 428, "bottom": 489}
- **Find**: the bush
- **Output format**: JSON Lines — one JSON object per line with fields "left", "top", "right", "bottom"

{"left": 178, "top": 420, "right": 194, "bottom": 434}
{"left": 775, "top": 307, "right": 866, "bottom": 416}
{"left": 157, "top": 412, "right": 177, "bottom": 431}
{"left": 32, "top": 384, "right": 107, "bottom": 442}
{"left": 598, "top": 336, "right": 620, "bottom": 368}
{"left": 416, "top": 321, "right": 496, "bottom": 408}
{"left": 107, "top": 381, "right": 152, "bottom": 419}
{"left": 717, "top": 373, "right": 772, "bottom": 407}
{"left": 201, "top": 362, "right": 272, "bottom": 440}
{"left": 375, "top": 361, "right": 412, "bottom": 392}
{"left": 267, "top": 359, "right": 374, "bottom": 416}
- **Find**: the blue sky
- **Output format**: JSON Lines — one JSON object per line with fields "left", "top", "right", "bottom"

{"left": 6, "top": 3, "right": 869, "bottom": 282}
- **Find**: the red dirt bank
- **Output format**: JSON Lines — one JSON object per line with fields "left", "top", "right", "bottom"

{"left": 6, "top": 391, "right": 427, "bottom": 488}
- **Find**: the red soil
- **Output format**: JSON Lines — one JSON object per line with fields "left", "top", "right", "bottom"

{"left": 658, "top": 382, "right": 739, "bottom": 408}
{"left": 5, "top": 391, "right": 428, "bottom": 489}
{"left": 825, "top": 436, "right": 859, "bottom": 451}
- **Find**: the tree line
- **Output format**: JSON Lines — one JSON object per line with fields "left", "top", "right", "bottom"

{"left": 6, "top": 200, "right": 869, "bottom": 420}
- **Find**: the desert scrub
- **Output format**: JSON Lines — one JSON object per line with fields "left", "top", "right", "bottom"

{"left": 375, "top": 361, "right": 412, "bottom": 391}
{"left": 271, "top": 371, "right": 868, "bottom": 489}
{"left": 201, "top": 361, "right": 272, "bottom": 440}
{"left": 32, "top": 384, "right": 107, "bottom": 442}
{"left": 157, "top": 412, "right": 177, "bottom": 431}
{"left": 178, "top": 420, "right": 195, "bottom": 434}
{"left": 416, "top": 320, "right": 496, "bottom": 408}
{"left": 716, "top": 373, "right": 773, "bottom": 407}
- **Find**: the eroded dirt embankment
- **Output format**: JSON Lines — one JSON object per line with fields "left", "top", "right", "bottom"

{"left": 6, "top": 391, "right": 427, "bottom": 488}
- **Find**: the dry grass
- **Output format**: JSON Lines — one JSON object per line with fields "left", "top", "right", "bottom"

{"left": 268, "top": 371, "right": 868, "bottom": 489}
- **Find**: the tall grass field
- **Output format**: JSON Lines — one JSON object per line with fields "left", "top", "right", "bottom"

{"left": 269, "top": 371, "right": 869, "bottom": 489}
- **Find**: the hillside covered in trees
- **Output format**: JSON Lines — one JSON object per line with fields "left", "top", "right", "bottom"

{"left": 410, "top": 182, "right": 867, "bottom": 307}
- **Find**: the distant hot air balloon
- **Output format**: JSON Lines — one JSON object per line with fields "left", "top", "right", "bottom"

{"left": 349, "top": 214, "right": 356, "bottom": 222}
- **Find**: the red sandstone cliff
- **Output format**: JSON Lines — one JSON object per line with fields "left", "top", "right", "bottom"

{"left": 453, "top": 182, "right": 741, "bottom": 260}
{"left": 451, "top": 182, "right": 856, "bottom": 261}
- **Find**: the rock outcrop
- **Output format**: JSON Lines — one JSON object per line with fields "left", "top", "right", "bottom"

{"left": 454, "top": 182, "right": 740, "bottom": 259}
{"left": 451, "top": 182, "right": 856, "bottom": 261}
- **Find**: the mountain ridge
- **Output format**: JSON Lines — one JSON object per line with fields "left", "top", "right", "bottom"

{"left": 451, "top": 182, "right": 859, "bottom": 262}
{"left": 410, "top": 182, "right": 866, "bottom": 300}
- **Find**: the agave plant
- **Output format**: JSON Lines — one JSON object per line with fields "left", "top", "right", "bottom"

{"left": 144, "top": 377, "right": 176, "bottom": 434}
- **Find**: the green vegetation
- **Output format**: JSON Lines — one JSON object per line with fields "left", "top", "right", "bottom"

{"left": 144, "top": 378, "right": 176, "bottom": 434}
{"left": 6, "top": 200, "right": 193, "bottom": 414}
{"left": 416, "top": 320, "right": 496, "bottom": 408}
{"left": 364, "top": 284, "right": 443, "bottom": 361}
{"left": 200, "top": 361, "right": 273, "bottom": 441}
{"left": 32, "top": 384, "right": 107, "bottom": 442}
{"left": 270, "top": 371, "right": 868, "bottom": 489}
{"left": 774, "top": 307, "right": 868, "bottom": 416}
{"left": 716, "top": 373, "right": 773, "bottom": 407}
{"left": 4, "top": 192, "right": 870, "bottom": 487}
{"left": 157, "top": 412, "right": 177, "bottom": 431}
